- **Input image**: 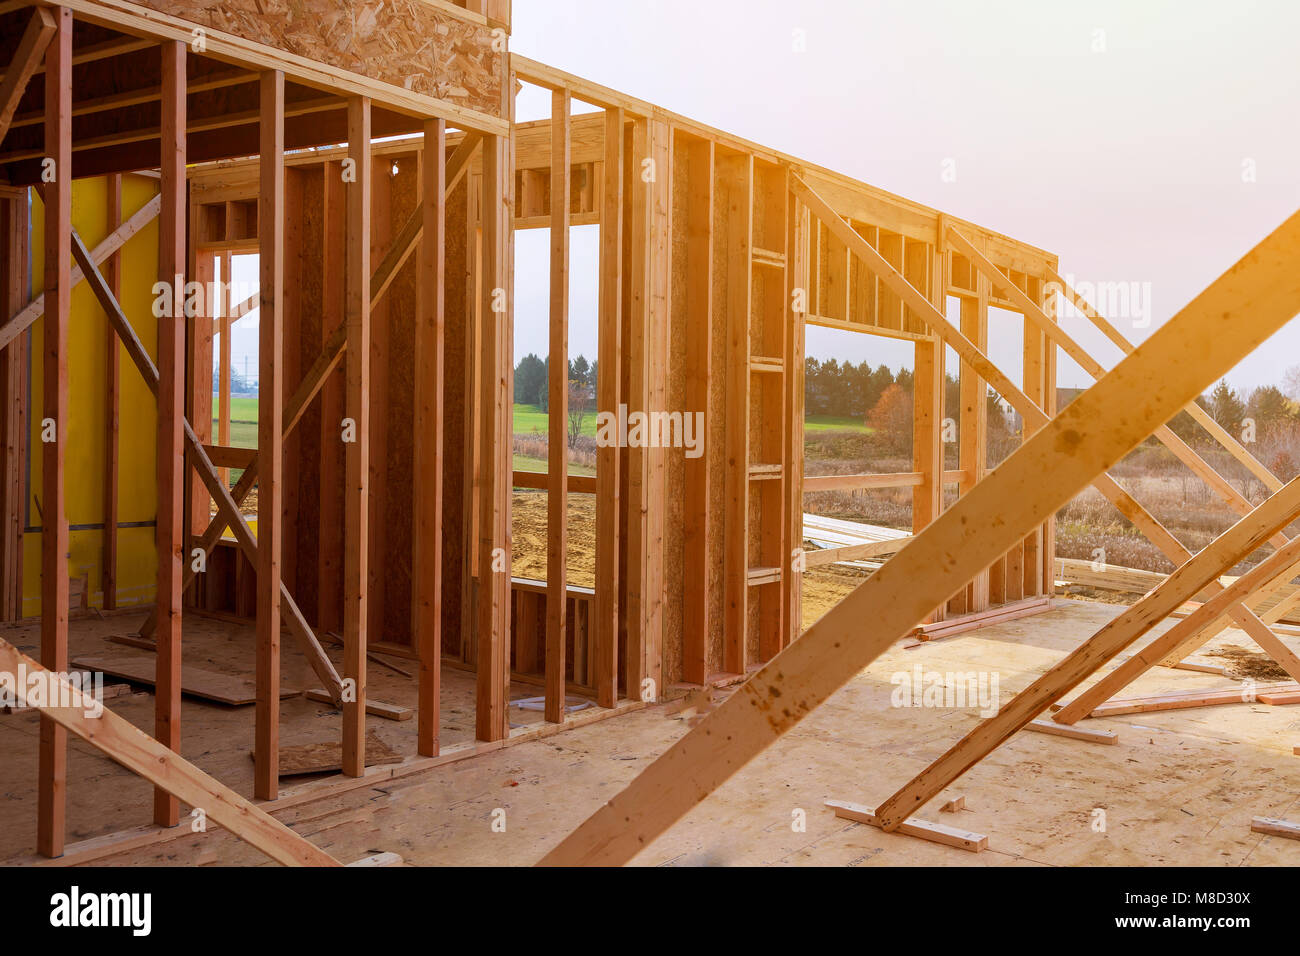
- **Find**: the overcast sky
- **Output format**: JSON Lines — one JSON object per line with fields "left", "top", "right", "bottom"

{"left": 508, "top": 0, "right": 1300, "bottom": 394}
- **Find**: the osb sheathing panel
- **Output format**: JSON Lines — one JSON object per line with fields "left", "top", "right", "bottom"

{"left": 134, "top": 0, "right": 504, "bottom": 116}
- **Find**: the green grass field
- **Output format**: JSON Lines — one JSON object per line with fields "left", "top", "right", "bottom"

{"left": 212, "top": 398, "right": 869, "bottom": 449}
{"left": 804, "top": 415, "right": 871, "bottom": 433}
{"left": 512, "top": 402, "right": 600, "bottom": 438}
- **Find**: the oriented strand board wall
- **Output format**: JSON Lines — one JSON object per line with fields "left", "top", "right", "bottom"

{"left": 132, "top": 0, "right": 506, "bottom": 117}
{"left": 26, "top": 176, "right": 161, "bottom": 612}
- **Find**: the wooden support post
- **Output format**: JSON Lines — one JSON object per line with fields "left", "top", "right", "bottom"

{"left": 721, "top": 151, "right": 753, "bottom": 676}
{"left": 255, "top": 70, "right": 284, "bottom": 800}
{"left": 217, "top": 250, "right": 232, "bottom": 485}
{"left": 913, "top": 323, "right": 944, "bottom": 619}
{"left": 958, "top": 284, "right": 989, "bottom": 611}
{"left": 343, "top": 96, "right": 372, "bottom": 773}
{"left": 37, "top": 4, "right": 71, "bottom": 858}
{"left": 682, "top": 137, "right": 713, "bottom": 683}
{"left": 476, "top": 131, "right": 510, "bottom": 741}
{"left": 594, "top": 107, "right": 623, "bottom": 707}
{"left": 534, "top": 193, "right": 1300, "bottom": 866}
{"left": 1, "top": 187, "right": 30, "bottom": 621}
{"left": 546, "top": 90, "right": 570, "bottom": 723}
{"left": 415, "top": 118, "right": 446, "bottom": 756}
{"left": 154, "top": 39, "right": 186, "bottom": 826}
{"left": 780, "top": 189, "right": 807, "bottom": 648}
{"left": 101, "top": 174, "right": 121, "bottom": 611}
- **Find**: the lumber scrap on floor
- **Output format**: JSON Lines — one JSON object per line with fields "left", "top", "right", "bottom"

{"left": 72, "top": 652, "right": 298, "bottom": 706}
{"left": 826, "top": 800, "right": 987, "bottom": 853}
{"left": 1251, "top": 817, "right": 1300, "bottom": 841}
{"left": 1074, "top": 683, "right": 1300, "bottom": 719}
{"left": 1025, "top": 719, "right": 1117, "bottom": 744}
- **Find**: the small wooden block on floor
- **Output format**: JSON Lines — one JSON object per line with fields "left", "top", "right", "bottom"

{"left": 305, "top": 687, "right": 413, "bottom": 721}
{"left": 347, "top": 851, "right": 404, "bottom": 866}
{"left": 940, "top": 795, "right": 965, "bottom": 813}
{"left": 1028, "top": 718, "right": 1118, "bottom": 745}
{"left": 826, "top": 799, "right": 987, "bottom": 852}
{"left": 1251, "top": 817, "right": 1300, "bottom": 842}
{"left": 1257, "top": 689, "right": 1300, "bottom": 705}
{"left": 261, "top": 731, "right": 403, "bottom": 776}
{"left": 71, "top": 652, "right": 297, "bottom": 706}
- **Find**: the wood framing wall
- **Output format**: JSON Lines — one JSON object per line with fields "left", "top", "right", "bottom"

{"left": 0, "top": 1, "right": 1066, "bottom": 860}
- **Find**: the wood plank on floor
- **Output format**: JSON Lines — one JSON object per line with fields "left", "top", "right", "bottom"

{"left": 71, "top": 652, "right": 298, "bottom": 706}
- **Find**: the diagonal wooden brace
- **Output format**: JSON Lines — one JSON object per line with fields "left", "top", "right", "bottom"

{"left": 794, "top": 176, "right": 1287, "bottom": 671}
{"left": 68, "top": 226, "right": 346, "bottom": 705}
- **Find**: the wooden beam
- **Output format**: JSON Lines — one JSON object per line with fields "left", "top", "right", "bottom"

{"left": 415, "top": 117, "right": 446, "bottom": 756}
{"left": 1252, "top": 817, "right": 1300, "bottom": 841}
{"left": 535, "top": 201, "right": 1300, "bottom": 865}
{"left": 875, "top": 475, "right": 1300, "bottom": 829}
{"left": 0, "top": 8, "right": 56, "bottom": 142}
{"left": 343, "top": 96, "right": 372, "bottom": 775}
{"left": 721, "top": 151, "right": 753, "bottom": 676}
{"left": 37, "top": 4, "right": 72, "bottom": 859}
{"left": 952, "top": 227, "right": 1288, "bottom": 551}
{"left": 153, "top": 38, "right": 186, "bottom": 827}
{"left": 0, "top": 188, "right": 27, "bottom": 622}
{"left": 1048, "top": 267, "right": 1281, "bottom": 492}
{"left": 546, "top": 89, "right": 570, "bottom": 724}
{"left": 1024, "top": 718, "right": 1116, "bottom": 745}
{"left": 0, "top": 638, "right": 338, "bottom": 866}
{"left": 682, "top": 137, "right": 713, "bottom": 682}
{"left": 101, "top": 174, "right": 121, "bottom": 611}
{"left": 254, "top": 70, "right": 285, "bottom": 800}
{"left": 594, "top": 107, "right": 623, "bottom": 708}
{"left": 476, "top": 132, "right": 510, "bottom": 741}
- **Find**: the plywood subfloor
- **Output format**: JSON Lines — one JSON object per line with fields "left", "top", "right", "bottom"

{"left": 26, "top": 599, "right": 1300, "bottom": 867}
{"left": 0, "top": 609, "right": 577, "bottom": 860}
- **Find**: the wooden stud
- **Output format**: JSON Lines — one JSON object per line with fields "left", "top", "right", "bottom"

{"left": 37, "top": 4, "right": 71, "bottom": 858}
{"left": 721, "top": 151, "right": 753, "bottom": 676}
{"left": 153, "top": 38, "right": 186, "bottom": 826}
{"left": 101, "top": 174, "right": 121, "bottom": 611}
{"left": 343, "top": 96, "right": 372, "bottom": 772}
{"left": 545, "top": 90, "right": 571, "bottom": 723}
{"left": 682, "top": 137, "right": 713, "bottom": 682}
{"left": 476, "top": 132, "right": 509, "bottom": 741}
{"left": 958, "top": 287, "right": 989, "bottom": 611}
{"left": 594, "top": 107, "right": 623, "bottom": 707}
{"left": 255, "top": 69, "right": 284, "bottom": 800}
{"left": 415, "top": 118, "right": 446, "bottom": 755}
{"left": 537, "top": 195, "right": 1300, "bottom": 865}
{"left": 0, "top": 190, "right": 27, "bottom": 622}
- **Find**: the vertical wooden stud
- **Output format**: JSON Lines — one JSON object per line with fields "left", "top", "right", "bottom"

{"left": 545, "top": 90, "right": 570, "bottom": 723}
{"left": 37, "top": 4, "right": 71, "bottom": 857}
{"left": 254, "top": 69, "right": 284, "bottom": 799}
{"left": 415, "top": 119, "right": 446, "bottom": 756}
{"left": 594, "top": 107, "right": 623, "bottom": 707}
{"left": 343, "top": 96, "right": 371, "bottom": 773}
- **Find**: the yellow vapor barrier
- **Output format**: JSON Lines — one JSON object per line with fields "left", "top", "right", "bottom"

{"left": 26, "top": 174, "right": 161, "bottom": 614}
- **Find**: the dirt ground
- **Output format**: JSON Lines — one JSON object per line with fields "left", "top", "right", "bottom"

{"left": 510, "top": 490, "right": 872, "bottom": 629}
